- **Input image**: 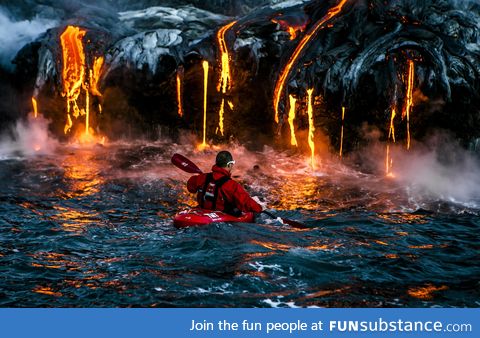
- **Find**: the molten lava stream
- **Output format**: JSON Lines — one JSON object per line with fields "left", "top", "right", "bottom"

{"left": 32, "top": 97, "right": 39, "bottom": 118}
{"left": 386, "top": 107, "right": 396, "bottom": 177}
{"left": 273, "top": 0, "right": 349, "bottom": 123}
{"left": 201, "top": 61, "right": 209, "bottom": 148}
{"left": 339, "top": 106, "right": 345, "bottom": 157}
{"left": 176, "top": 71, "right": 184, "bottom": 117}
{"left": 60, "top": 25, "right": 87, "bottom": 134}
{"left": 287, "top": 95, "right": 298, "bottom": 146}
{"left": 403, "top": 60, "right": 415, "bottom": 150}
{"left": 306, "top": 88, "right": 316, "bottom": 169}
{"left": 216, "top": 20, "right": 237, "bottom": 136}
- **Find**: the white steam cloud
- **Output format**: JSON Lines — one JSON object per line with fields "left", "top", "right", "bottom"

{"left": 0, "top": 9, "right": 57, "bottom": 70}
{"left": 0, "top": 115, "right": 58, "bottom": 159}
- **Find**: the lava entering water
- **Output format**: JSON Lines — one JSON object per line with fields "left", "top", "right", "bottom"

{"left": 273, "top": 0, "right": 349, "bottom": 123}
{"left": 287, "top": 95, "right": 298, "bottom": 146}
{"left": 60, "top": 26, "right": 104, "bottom": 142}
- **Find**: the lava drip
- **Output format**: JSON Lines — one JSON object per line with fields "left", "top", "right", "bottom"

{"left": 31, "top": 97, "right": 38, "bottom": 118}
{"left": 201, "top": 61, "right": 209, "bottom": 148}
{"left": 287, "top": 95, "right": 298, "bottom": 146}
{"left": 176, "top": 67, "right": 184, "bottom": 117}
{"left": 273, "top": 0, "right": 349, "bottom": 123}
{"left": 339, "top": 106, "right": 345, "bottom": 157}
{"left": 306, "top": 88, "right": 315, "bottom": 169}
{"left": 386, "top": 107, "right": 396, "bottom": 177}
{"left": 402, "top": 60, "right": 415, "bottom": 150}
{"left": 216, "top": 21, "right": 237, "bottom": 136}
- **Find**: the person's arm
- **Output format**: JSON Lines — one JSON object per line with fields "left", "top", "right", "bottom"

{"left": 187, "top": 175, "right": 200, "bottom": 193}
{"left": 229, "top": 181, "right": 262, "bottom": 213}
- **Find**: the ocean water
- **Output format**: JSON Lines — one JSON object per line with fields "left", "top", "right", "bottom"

{"left": 0, "top": 141, "right": 479, "bottom": 307}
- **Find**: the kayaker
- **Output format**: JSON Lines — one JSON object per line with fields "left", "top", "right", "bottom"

{"left": 187, "top": 151, "right": 263, "bottom": 215}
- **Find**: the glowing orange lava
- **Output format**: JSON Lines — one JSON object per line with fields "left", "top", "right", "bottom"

{"left": 307, "top": 88, "right": 315, "bottom": 169}
{"left": 273, "top": 0, "right": 349, "bottom": 123}
{"left": 339, "top": 106, "right": 345, "bottom": 157}
{"left": 176, "top": 70, "right": 184, "bottom": 117}
{"left": 60, "top": 25, "right": 87, "bottom": 132}
{"left": 31, "top": 97, "right": 38, "bottom": 118}
{"left": 60, "top": 26, "right": 105, "bottom": 143}
{"left": 89, "top": 56, "right": 104, "bottom": 97}
{"left": 287, "top": 95, "right": 298, "bottom": 146}
{"left": 403, "top": 60, "right": 415, "bottom": 150}
{"left": 202, "top": 60, "right": 209, "bottom": 148}
{"left": 217, "top": 20, "right": 237, "bottom": 93}
{"left": 386, "top": 107, "right": 396, "bottom": 177}
{"left": 216, "top": 21, "right": 237, "bottom": 135}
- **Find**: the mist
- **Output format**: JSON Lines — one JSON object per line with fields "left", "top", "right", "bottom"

{"left": 0, "top": 8, "right": 57, "bottom": 70}
{"left": 0, "top": 114, "right": 58, "bottom": 158}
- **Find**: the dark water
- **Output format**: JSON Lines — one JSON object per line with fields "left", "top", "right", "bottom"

{"left": 0, "top": 142, "right": 479, "bottom": 307}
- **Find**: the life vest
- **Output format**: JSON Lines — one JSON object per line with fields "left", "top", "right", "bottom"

{"left": 198, "top": 173, "right": 238, "bottom": 214}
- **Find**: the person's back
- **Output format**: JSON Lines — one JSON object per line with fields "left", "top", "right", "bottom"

{"left": 187, "top": 151, "right": 262, "bottom": 215}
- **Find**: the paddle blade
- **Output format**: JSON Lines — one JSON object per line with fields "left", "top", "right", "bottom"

{"left": 262, "top": 210, "right": 307, "bottom": 229}
{"left": 171, "top": 153, "right": 203, "bottom": 174}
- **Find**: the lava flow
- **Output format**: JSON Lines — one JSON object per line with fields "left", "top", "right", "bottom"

{"left": 216, "top": 20, "right": 237, "bottom": 136}
{"left": 287, "top": 95, "right": 298, "bottom": 146}
{"left": 403, "top": 60, "right": 415, "bottom": 150}
{"left": 386, "top": 107, "right": 396, "bottom": 177}
{"left": 273, "top": 0, "right": 349, "bottom": 123}
{"left": 339, "top": 106, "right": 345, "bottom": 157}
{"left": 60, "top": 25, "right": 105, "bottom": 142}
{"left": 306, "top": 88, "right": 315, "bottom": 169}
{"left": 31, "top": 97, "right": 38, "bottom": 118}
{"left": 201, "top": 60, "right": 209, "bottom": 148}
{"left": 176, "top": 67, "right": 184, "bottom": 117}
{"left": 60, "top": 26, "right": 87, "bottom": 134}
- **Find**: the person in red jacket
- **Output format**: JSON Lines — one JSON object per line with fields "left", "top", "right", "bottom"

{"left": 187, "top": 151, "right": 262, "bottom": 215}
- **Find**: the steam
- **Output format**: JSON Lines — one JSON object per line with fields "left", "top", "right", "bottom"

{"left": 393, "top": 137, "right": 480, "bottom": 206}
{"left": 0, "top": 9, "right": 57, "bottom": 70}
{"left": 0, "top": 115, "right": 58, "bottom": 159}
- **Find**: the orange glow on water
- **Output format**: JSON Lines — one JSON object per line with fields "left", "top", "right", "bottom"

{"left": 32, "top": 97, "right": 38, "bottom": 118}
{"left": 287, "top": 95, "right": 298, "bottom": 146}
{"left": 408, "top": 284, "right": 448, "bottom": 300}
{"left": 403, "top": 60, "right": 415, "bottom": 150}
{"left": 202, "top": 60, "right": 209, "bottom": 148}
{"left": 273, "top": 0, "right": 349, "bottom": 122}
{"left": 306, "top": 88, "right": 316, "bottom": 169}
{"left": 176, "top": 71, "right": 184, "bottom": 117}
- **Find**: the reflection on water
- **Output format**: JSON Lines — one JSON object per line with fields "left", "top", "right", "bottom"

{"left": 0, "top": 142, "right": 478, "bottom": 307}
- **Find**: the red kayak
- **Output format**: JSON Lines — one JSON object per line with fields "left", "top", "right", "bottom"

{"left": 173, "top": 208, "right": 255, "bottom": 228}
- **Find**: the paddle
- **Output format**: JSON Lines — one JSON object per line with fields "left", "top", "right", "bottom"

{"left": 171, "top": 153, "right": 203, "bottom": 174}
{"left": 171, "top": 153, "right": 307, "bottom": 229}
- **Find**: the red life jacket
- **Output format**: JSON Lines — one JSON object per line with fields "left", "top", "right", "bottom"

{"left": 198, "top": 173, "right": 237, "bottom": 214}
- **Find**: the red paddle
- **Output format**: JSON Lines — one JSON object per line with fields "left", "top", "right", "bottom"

{"left": 171, "top": 153, "right": 203, "bottom": 174}
{"left": 171, "top": 153, "right": 307, "bottom": 229}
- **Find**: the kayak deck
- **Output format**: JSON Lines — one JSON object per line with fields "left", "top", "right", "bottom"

{"left": 173, "top": 208, "right": 254, "bottom": 228}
